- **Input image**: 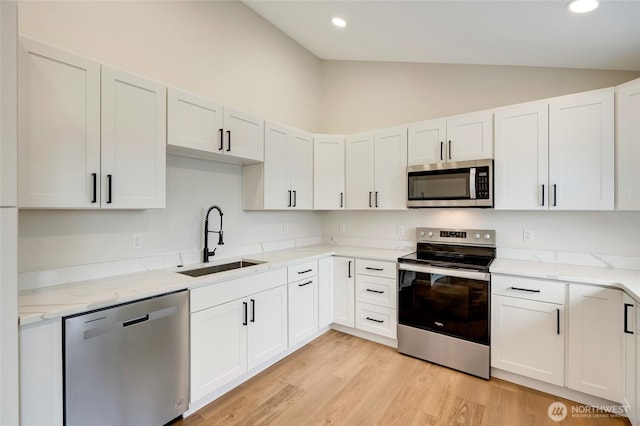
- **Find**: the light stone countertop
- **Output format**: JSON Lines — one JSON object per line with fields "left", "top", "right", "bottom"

{"left": 19, "top": 244, "right": 414, "bottom": 326}
{"left": 491, "top": 258, "right": 640, "bottom": 302}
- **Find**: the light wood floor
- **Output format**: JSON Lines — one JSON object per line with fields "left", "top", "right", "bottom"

{"left": 179, "top": 330, "right": 631, "bottom": 426}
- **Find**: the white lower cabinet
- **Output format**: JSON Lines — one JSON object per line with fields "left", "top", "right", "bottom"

{"left": 318, "top": 257, "right": 333, "bottom": 328}
{"left": 354, "top": 259, "right": 397, "bottom": 339}
{"left": 288, "top": 277, "right": 318, "bottom": 347}
{"left": 622, "top": 293, "right": 636, "bottom": 423}
{"left": 189, "top": 269, "right": 288, "bottom": 404}
{"left": 332, "top": 257, "right": 355, "bottom": 327}
{"left": 567, "top": 283, "right": 623, "bottom": 402}
{"left": 20, "top": 319, "right": 63, "bottom": 426}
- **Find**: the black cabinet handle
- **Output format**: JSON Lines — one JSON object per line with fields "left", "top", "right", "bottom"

{"left": 510, "top": 286, "right": 540, "bottom": 293}
{"left": 242, "top": 301, "right": 248, "bottom": 326}
{"left": 553, "top": 184, "right": 557, "bottom": 207}
{"left": 624, "top": 303, "right": 634, "bottom": 334}
{"left": 556, "top": 309, "right": 560, "bottom": 335}
{"left": 366, "top": 267, "right": 384, "bottom": 271}
{"left": 298, "top": 269, "right": 313, "bottom": 274}
{"left": 91, "top": 173, "right": 97, "bottom": 203}
{"left": 226, "top": 130, "right": 231, "bottom": 152}
{"left": 448, "top": 140, "right": 452, "bottom": 160}
{"left": 288, "top": 190, "right": 292, "bottom": 207}
{"left": 293, "top": 190, "right": 297, "bottom": 207}
{"left": 440, "top": 141, "right": 444, "bottom": 161}
{"left": 348, "top": 261, "right": 352, "bottom": 278}
{"left": 368, "top": 191, "right": 372, "bottom": 208}
{"left": 219, "top": 128, "right": 224, "bottom": 151}
{"left": 375, "top": 191, "right": 379, "bottom": 208}
{"left": 106, "top": 174, "right": 112, "bottom": 204}
{"left": 298, "top": 280, "right": 313, "bottom": 287}
{"left": 340, "top": 192, "right": 344, "bottom": 208}
{"left": 250, "top": 299, "right": 255, "bottom": 323}
{"left": 541, "top": 184, "right": 545, "bottom": 207}
{"left": 366, "top": 289, "right": 384, "bottom": 294}
{"left": 366, "top": 317, "right": 384, "bottom": 324}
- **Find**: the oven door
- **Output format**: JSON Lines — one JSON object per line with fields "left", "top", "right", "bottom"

{"left": 398, "top": 263, "right": 489, "bottom": 345}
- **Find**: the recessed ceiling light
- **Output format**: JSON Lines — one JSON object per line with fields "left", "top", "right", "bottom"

{"left": 567, "top": 0, "right": 599, "bottom": 14}
{"left": 331, "top": 17, "right": 347, "bottom": 28}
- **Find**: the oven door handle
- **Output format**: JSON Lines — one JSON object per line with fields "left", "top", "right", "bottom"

{"left": 398, "top": 263, "right": 491, "bottom": 282}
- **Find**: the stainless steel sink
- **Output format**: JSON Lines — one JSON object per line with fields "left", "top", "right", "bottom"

{"left": 178, "top": 260, "right": 264, "bottom": 277}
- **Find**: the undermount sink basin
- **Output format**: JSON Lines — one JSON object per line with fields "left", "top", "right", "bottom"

{"left": 178, "top": 260, "right": 264, "bottom": 277}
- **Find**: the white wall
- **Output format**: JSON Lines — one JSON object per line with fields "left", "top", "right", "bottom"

{"left": 320, "top": 60, "right": 640, "bottom": 133}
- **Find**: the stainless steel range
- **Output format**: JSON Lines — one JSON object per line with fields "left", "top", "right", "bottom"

{"left": 397, "top": 227, "right": 496, "bottom": 379}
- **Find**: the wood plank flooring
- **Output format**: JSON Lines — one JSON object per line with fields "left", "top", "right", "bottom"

{"left": 178, "top": 330, "right": 630, "bottom": 426}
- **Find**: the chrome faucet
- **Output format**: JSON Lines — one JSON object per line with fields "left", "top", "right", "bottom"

{"left": 203, "top": 205, "right": 224, "bottom": 263}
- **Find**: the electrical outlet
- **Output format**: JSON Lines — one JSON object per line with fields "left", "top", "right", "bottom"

{"left": 523, "top": 229, "right": 535, "bottom": 242}
{"left": 397, "top": 226, "right": 405, "bottom": 236}
{"left": 132, "top": 233, "right": 143, "bottom": 249}
{"left": 339, "top": 223, "right": 346, "bottom": 233}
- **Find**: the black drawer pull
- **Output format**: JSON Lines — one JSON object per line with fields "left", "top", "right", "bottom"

{"left": 106, "top": 174, "right": 113, "bottom": 204}
{"left": 624, "top": 303, "right": 634, "bottom": 334}
{"left": 297, "top": 269, "right": 313, "bottom": 274}
{"left": 242, "top": 301, "right": 248, "bottom": 326}
{"left": 366, "top": 289, "right": 384, "bottom": 294}
{"left": 298, "top": 280, "right": 313, "bottom": 287}
{"left": 556, "top": 309, "right": 560, "bottom": 335}
{"left": 226, "top": 130, "right": 231, "bottom": 152}
{"left": 250, "top": 299, "right": 256, "bottom": 323}
{"left": 123, "top": 314, "right": 148, "bottom": 327}
{"left": 510, "top": 286, "right": 541, "bottom": 293}
{"left": 365, "top": 267, "right": 384, "bottom": 271}
{"left": 91, "top": 173, "right": 97, "bottom": 203}
{"left": 366, "top": 317, "right": 384, "bottom": 324}
{"left": 219, "top": 128, "right": 224, "bottom": 151}
{"left": 348, "top": 261, "right": 352, "bottom": 278}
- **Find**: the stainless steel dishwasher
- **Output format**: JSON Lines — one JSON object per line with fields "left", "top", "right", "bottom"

{"left": 63, "top": 290, "right": 189, "bottom": 426}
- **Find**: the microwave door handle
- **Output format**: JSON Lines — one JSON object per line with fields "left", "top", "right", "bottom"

{"left": 469, "top": 168, "right": 476, "bottom": 199}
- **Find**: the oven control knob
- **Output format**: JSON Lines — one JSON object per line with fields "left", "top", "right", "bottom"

{"left": 484, "top": 233, "right": 491, "bottom": 240}
{"left": 474, "top": 233, "right": 481, "bottom": 239}
{"left": 420, "top": 230, "right": 426, "bottom": 237}
{"left": 427, "top": 231, "right": 433, "bottom": 237}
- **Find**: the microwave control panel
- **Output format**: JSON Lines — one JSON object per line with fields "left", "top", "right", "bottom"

{"left": 476, "top": 167, "right": 491, "bottom": 199}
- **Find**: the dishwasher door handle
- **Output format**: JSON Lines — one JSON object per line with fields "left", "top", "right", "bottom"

{"left": 83, "top": 306, "right": 179, "bottom": 340}
{"left": 123, "top": 314, "right": 149, "bottom": 327}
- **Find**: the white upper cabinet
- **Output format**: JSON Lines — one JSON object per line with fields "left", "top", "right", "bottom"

{"left": 548, "top": 88, "right": 614, "bottom": 210}
{"left": 167, "top": 88, "right": 263, "bottom": 164}
{"left": 616, "top": 78, "right": 640, "bottom": 210}
{"left": 313, "top": 135, "right": 345, "bottom": 210}
{"left": 408, "top": 111, "right": 492, "bottom": 166}
{"left": 18, "top": 38, "right": 166, "bottom": 209}
{"left": 495, "top": 88, "right": 614, "bottom": 211}
{"left": 243, "top": 121, "right": 312, "bottom": 210}
{"left": 101, "top": 67, "right": 166, "bottom": 209}
{"left": 18, "top": 38, "right": 101, "bottom": 208}
{"left": 345, "top": 127, "right": 407, "bottom": 210}
{"left": 494, "top": 101, "right": 549, "bottom": 210}
{"left": 0, "top": 0, "right": 17, "bottom": 207}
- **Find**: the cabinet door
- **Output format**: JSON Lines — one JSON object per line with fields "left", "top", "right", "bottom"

{"left": 288, "top": 130, "right": 313, "bottom": 210}
{"left": 494, "top": 101, "right": 549, "bottom": 210}
{"left": 190, "top": 299, "right": 247, "bottom": 403}
{"left": 616, "top": 78, "right": 640, "bottom": 210}
{"left": 288, "top": 278, "right": 318, "bottom": 347}
{"left": 491, "top": 295, "right": 564, "bottom": 386}
{"left": 318, "top": 257, "right": 333, "bottom": 328}
{"left": 622, "top": 293, "right": 636, "bottom": 422}
{"left": 332, "top": 257, "right": 355, "bottom": 327}
{"left": 345, "top": 133, "right": 374, "bottom": 209}
{"left": 446, "top": 111, "right": 493, "bottom": 162}
{"left": 1, "top": 1, "right": 17, "bottom": 208}
{"left": 223, "top": 106, "right": 264, "bottom": 162}
{"left": 263, "top": 121, "right": 289, "bottom": 209}
{"left": 167, "top": 88, "right": 224, "bottom": 153}
{"left": 101, "top": 67, "right": 166, "bottom": 209}
{"left": 549, "top": 88, "right": 614, "bottom": 210}
{"left": 247, "top": 286, "right": 288, "bottom": 370}
{"left": 18, "top": 38, "right": 101, "bottom": 208}
{"left": 568, "top": 284, "right": 623, "bottom": 401}
{"left": 373, "top": 127, "right": 407, "bottom": 210}
{"left": 314, "top": 135, "right": 345, "bottom": 210}
{"left": 408, "top": 119, "right": 446, "bottom": 165}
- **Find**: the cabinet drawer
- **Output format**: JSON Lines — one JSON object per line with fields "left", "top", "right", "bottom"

{"left": 190, "top": 269, "right": 287, "bottom": 313}
{"left": 355, "top": 259, "right": 396, "bottom": 279}
{"left": 492, "top": 274, "right": 565, "bottom": 304}
{"left": 355, "top": 302, "right": 397, "bottom": 339}
{"left": 355, "top": 275, "right": 396, "bottom": 308}
{"left": 287, "top": 260, "right": 317, "bottom": 283}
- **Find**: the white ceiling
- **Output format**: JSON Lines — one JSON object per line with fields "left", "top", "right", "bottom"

{"left": 243, "top": 0, "right": 640, "bottom": 71}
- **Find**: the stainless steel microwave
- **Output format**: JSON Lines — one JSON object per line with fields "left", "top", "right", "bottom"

{"left": 407, "top": 159, "right": 493, "bottom": 208}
